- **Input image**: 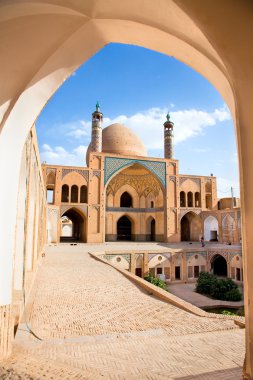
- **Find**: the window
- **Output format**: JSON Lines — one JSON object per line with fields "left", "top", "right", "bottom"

{"left": 61, "top": 184, "right": 69, "bottom": 202}
{"left": 80, "top": 185, "right": 87, "bottom": 203}
{"left": 187, "top": 192, "right": 193, "bottom": 207}
{"left": 180, "top": 191, "right": 186, "bottom": 207}
{"left": 151, "top": 201, "right": 154, "bottom": 208}
{"left": 120, "top": 192, "right": 132, "bottom": 207}
{"left": 71, "top": 185, "right": 78, "bottom": 203}
{"left": 47, "top": 188, "right": 54, "bottom": 204}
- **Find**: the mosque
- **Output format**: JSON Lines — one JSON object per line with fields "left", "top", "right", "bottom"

{"left": 42, "top": 103, "right": 241, "bottom": 247}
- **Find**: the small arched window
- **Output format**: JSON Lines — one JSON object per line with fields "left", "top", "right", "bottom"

{"left": 151, "top": 201, "right": 154, "bottom": 208}
{"left": 120, "top": 192, "right": 132, "bottom": 207}
{"left": 71, "top": 185, "right": 78, "bottom": 203}
{"left": 195, "top": 192, "right": 201, "bottom": 207}
{"left": 187, "top": 192, "right": 193, "bottom": 207}
{"left": 80, "top": 185, "right": 87, "bottom": 203}
{"left": 61, "top": 184, "right": 69, "bottom": 202}
{"left": 180, "top": 191, "right": 186, "bottom": 207}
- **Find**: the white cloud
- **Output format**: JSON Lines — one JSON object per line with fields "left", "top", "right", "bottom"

{"left": 66, "top": 120, "right": 90, "bottom": 139}
{"left": 40, "top": 144, "right": 87, "bottom": 166}
{"left": 99, "top": 105, "right": 231, "bottom": 149}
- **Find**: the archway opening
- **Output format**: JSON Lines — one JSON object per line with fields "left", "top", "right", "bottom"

{"left": 204, "top": 216, "right": 218, "bottom": 241}
{"left": 117, "top": 216, "right": 132, "bottom": 241}
{"left": 120, "top": 192, "right": 132, "bottom": 207}
{"left": 211, "top": 254, "right": 227, "bottom": 277}
{"left": 80, "top": 185, "right": 87, "bottom": 203}
{"left": 180, "top": 191, "right": 186, "bottom": 207}
{"left": 151, "top": 219, "right": 156, "bottom": 242}
{"left": 60, "top": 208, "right": 86, "bottom": 242}
{"left": 71, "top": 185, "right": 78, "bottom": 203}
{"left": 61, "top": 184, "right": 69, "bottom": 202}
{"left": 187, "top": 192, "right": 193, "bottom": 207}
{"left": 181, "top": 212, "right": 201, "bottom": 241}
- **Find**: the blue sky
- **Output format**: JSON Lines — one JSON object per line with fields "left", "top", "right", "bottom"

{"left": 36, "top": 43, "right": 239, "bottom": 198}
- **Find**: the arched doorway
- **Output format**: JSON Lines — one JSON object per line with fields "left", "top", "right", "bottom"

{"left": 211, "top": 255, "right": 228, "bottom": 277}
{"left": 146, "top": 217, "right": 156, "bottom": 241}
{"left": 181, "top": 212, "right": 202, "bottom": 241}
{"left": 204, "top": 216, "right": 218, "bottom": 241}
{"left": 60, "top": 208, "right": 86, "bottom": 242}
{"left": 151, "top": 219, "right": 156, "bottom": 242}
{"left": 117, "top": 216, "right": 132, "bottom": 241}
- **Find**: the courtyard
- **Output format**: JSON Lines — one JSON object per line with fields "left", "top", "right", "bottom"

{"left": 0, "top": 243, "right": 245, "bottom": 379}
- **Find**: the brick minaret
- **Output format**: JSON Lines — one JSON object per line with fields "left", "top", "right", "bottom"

{"left": 164, "top": 112, "right": 174, "bottom": 159}
{"left": 91, "top": 102, "right": 103, "bottom": 152}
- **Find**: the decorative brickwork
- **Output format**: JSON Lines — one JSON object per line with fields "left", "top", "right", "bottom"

{"left": 104, "top": 157, "right": 166, "bottom": 188}
{"left": 62, "top": 168, "right": 89, "bottom": 181}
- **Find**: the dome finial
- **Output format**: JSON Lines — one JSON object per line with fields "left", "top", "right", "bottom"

{"left": 96, "top": 101, "right": 100, "bottom": 112}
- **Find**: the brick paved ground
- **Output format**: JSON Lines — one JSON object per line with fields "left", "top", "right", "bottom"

{"left": 0, "top": 243, "right": 245, "bottom": 379}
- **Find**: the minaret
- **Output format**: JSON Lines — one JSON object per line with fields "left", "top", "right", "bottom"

{"left": 164, "top": 112, "right": 174, "bottom": 159}
{"left": 91, "top": 101, "right": 103, "bottom": 152}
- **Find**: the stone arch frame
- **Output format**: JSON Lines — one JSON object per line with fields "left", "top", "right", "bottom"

{"left": 60, "top": 206, "right": 87, "bottom": 243}
{"left": 61, "top": 184, "right": 69, "bottom": 202}
{"left": 104, "top": 161, "right": 166, "bottom": 197}
{"left": 146, "top": 215, "right": 156, "bottom": 241}
{"left": 180, "top": 211, "right": 202, "bottom": 242}
{"left": 180, "top": 191, "right": 186, "bottom": 207}
{"left": 210, "top": 253, "right": 228, "bottom": 277}
{"left": 222, "top": 213, "right": 236, "bottom": 229}
{"left": 46, "top": 170, "right": 56, "bottom": 185}
{"left": 105, "top": 162, "right": 166, "bottom": 209}
{"left": 204, "top": 215, "right": 218, "bottom": 242}
{"left": 1, "top": 2, "right": 253, "bottom": 375}
{"left": 114, "top": 184, "right": 139, "bottom": 209}
{"left": 116, "top": 213, "right": 136, "bottom": 240}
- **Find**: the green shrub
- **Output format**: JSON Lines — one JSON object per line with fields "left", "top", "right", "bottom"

{"left": 144, "top": 273, "right": 167, "bottom": 290}
{"left": 196, "top": 272, "right": 242, "bottom": 301}
{"left": 224, "top": 288, "right": 242, "bottom": 301}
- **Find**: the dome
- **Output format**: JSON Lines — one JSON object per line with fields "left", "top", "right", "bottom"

{"left": 86, "top": 123, "right": 147, "bottom": 163}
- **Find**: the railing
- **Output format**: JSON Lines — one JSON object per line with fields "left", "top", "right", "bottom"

{"left": 106, "top": 207, "right": 164, "bottom": 213}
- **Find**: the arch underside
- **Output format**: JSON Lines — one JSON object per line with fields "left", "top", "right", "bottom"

{"left": 1, "top": 1, "right": 253, "bottom": 377}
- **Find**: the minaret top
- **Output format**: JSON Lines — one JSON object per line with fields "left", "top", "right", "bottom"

{"left": 164, "top": 112, "right": 174, "bottom": 128}
{"left": 92, "top": 101, "right": 103, "bottom": 120}
{"left": 95, "top": 101, "right": 100, "bottom": 112}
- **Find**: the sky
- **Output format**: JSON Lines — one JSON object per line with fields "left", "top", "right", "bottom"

{"left": 36, "top": 43, "right": 239, "bottom": 198}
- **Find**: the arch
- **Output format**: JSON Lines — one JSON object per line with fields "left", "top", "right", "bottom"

{"left": 46, "top": 170, "right": 55, "bottom": 185}
{"left": 149, "top": 254, "right": 170, "bottom": 278}
{"left": 204, "top": 216, "right": 218, "bottom": 241}
{"left": 71, "top": 185, "right": 78, "bottom": 203}
{"left": 222, "top": 214, "right": 236, "bottom": 243}
{"left": 80, "top": 185, "right": 87, "bottom": 203}
{"left": 113, "top": 184, "right": 139, "bottom": 208}
{"left": 180, "top": 191, "right": 186, "bottom": 207}
{"left": 120, "top": 191, "right": 132, "bottom": 207}
{"left": 195, "top": 192, "right": 201, "bottom": 207}
{"left": 181, "top": 212, "right": 202, "bottom": 241}
{"left": 211, "top": 254, "right": 228, "bottom": 277}
{"left": 187, "top": 192, "right": 193, "bottom": 207}
{"left": 1, "top": 3, "right": 253, "bottom": 375}
{"left": 60, "top": 208, "right": 86, "bottom": 242}
{"left": 61, "top": 184, "right": 69, "bottom": 202}
{"left": 117, "top": 215, "right": 132, "bottom": 241}
{"left": 105, "top": 161, "right": 166, "bottom": 195}
{"left": 146, "top": 216, "right": 156, "bottom": 241}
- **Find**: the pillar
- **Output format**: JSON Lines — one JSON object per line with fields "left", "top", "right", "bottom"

{"left": 130, "top": 252, "right": 136, "bottom": 274}
{"left": 143, "top": 252, "right": 149, "bottom": 277}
